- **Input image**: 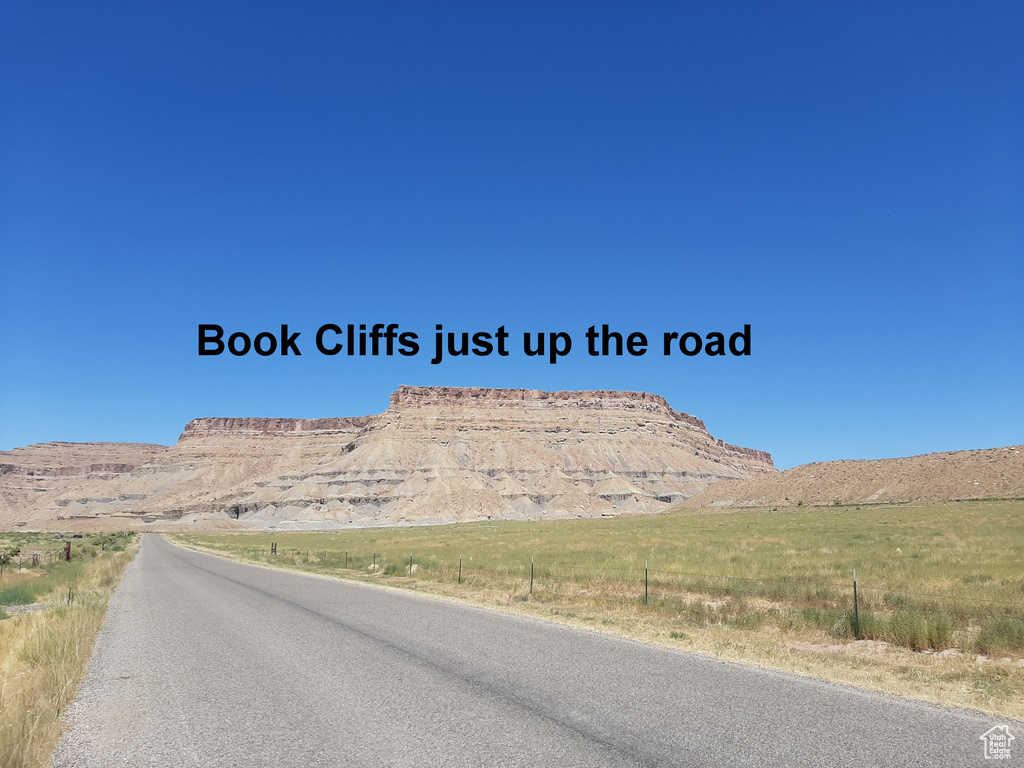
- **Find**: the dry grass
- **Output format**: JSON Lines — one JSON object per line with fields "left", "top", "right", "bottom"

{"left": 0, "top": 545, "right": 136, "bottom": 768}
{"left": 432, "top": 584, "right": 1024, "bottom": 721}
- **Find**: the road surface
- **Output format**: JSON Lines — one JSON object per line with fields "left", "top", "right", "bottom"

{"left": 52, "top": 535, "right": 1016, "bottom": 767}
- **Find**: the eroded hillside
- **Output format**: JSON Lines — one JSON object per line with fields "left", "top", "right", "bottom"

{"left": 1, "top": 386, "right": 775, "bottom": 530}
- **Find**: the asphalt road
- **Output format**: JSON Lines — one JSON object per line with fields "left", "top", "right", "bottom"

{"left": 52, "top": 535, "right": 1015, "bottom": 767}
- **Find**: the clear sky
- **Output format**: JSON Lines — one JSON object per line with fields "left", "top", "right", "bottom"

{"left": 1, "top": 2, "right": 1021, "bottom": 469}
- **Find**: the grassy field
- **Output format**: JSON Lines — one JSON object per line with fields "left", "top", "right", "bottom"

{"left": 175, "top": 499, "right": 1024, "bottom": 720}
{"left": 0, "top": 533, "right": 137, "bottom": 768}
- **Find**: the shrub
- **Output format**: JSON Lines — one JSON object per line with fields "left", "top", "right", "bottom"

{"left": 830, "top": 610, "right": 857, "bottom": 639}
{"left": 975, "top": 618, "right": 1024, "bottom": 656}
{"left": 729, "top": 612, "right": 766, "bottom": 630}
{"left": 887, "top": 611, "right": 929, "bottom": 650}
{"left": 829, "top": 609, "right": 881, "bottom": 640}
{"left": 858, "top": 611, "right": 882, "bottom": 640}
{"left": 961, "top": 574, "right": 995, "bottom": 585}
{"left": 0, "top": 584, "right": 37, "bottom": 606}
{"left": 882, "top": 611, "right": 954, "bottom": 651}
{"left": 926, "top": 613, "right": 953, "bottom": 650}
{"left": 799, "top": 606, "right": 841, "bottom": 632}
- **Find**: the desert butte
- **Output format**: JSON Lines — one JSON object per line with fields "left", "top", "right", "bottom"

{"left": 1, "top": 386, "right": 1020, "bottom": 532}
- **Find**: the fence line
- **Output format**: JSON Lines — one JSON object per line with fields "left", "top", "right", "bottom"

{"left": 250, "top": 544, "right": 1024, "bottom": 626}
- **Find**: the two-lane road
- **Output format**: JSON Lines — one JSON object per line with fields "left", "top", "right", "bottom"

{"left": 53, "top": 535, "right": 1015, "bottom": 767}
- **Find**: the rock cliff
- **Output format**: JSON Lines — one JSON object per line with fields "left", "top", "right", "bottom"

{"left": 0, "top": 386, "right": 774, "bottom": 529}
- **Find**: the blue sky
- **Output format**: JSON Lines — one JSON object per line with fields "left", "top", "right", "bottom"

{"left": 1, "top": 2, "right": 1021, "bottom": 469}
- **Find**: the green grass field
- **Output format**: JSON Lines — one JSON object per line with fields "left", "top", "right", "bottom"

{"left": 177, "top": 500, "right": 1024, "bottom": 651}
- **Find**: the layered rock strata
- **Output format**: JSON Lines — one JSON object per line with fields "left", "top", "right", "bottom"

{"left": 0, "top": 442, "right": 166, "bottom": 527}
{"left": 1, "top": 386, "right": 775, "bottom": 530}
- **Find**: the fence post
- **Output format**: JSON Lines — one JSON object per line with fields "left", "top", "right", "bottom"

{"left": 64, "top": 541, "right": 71, "bottom": 561}
{"left": 645, "top": 559, "right": 649, "bottom": 605}
{"left": 373, "top": 550, "right": 376, "bottom": 570}
{"left": 409, "top": 552, "right": 413, "bottom": 575}
{"left": 458, "top": 554, "right": 462, "bottom": 584}
{"left": 853, "top": 568, "right": 861, "bottom": 640}
{"left": 345, "top": 549, "right": 349, "bottom": 569}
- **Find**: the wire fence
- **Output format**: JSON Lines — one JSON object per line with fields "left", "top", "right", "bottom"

{"left": 250, "top": 545, "right": 1024, "bottom": 650}
{"left": 0, "top": 548, "right": 70, "bottom": 578}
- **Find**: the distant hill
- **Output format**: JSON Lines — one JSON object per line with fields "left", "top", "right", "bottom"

{"left": 677, "top": 446, "right": 1023, "bottom": 509}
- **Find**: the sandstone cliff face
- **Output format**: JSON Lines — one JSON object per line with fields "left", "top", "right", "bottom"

{"left": 181, "top": 416, "right": 377, "bottom": 437}
{"left": 0, "top": 442, "right": 167, "bottom": 526}
{"left": 0, "top": 387, "right": 774, "bottom": 530}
